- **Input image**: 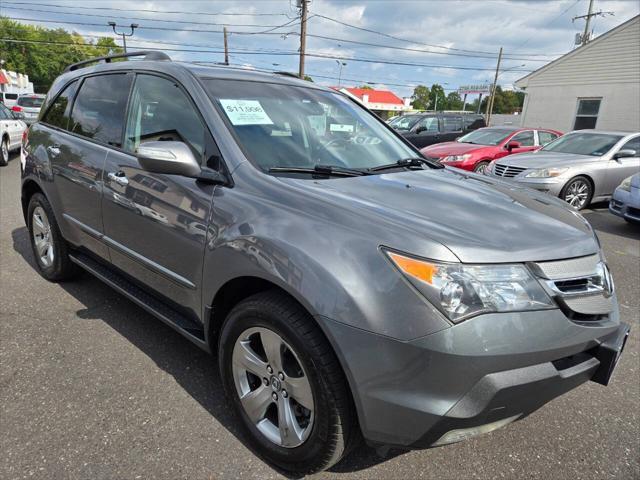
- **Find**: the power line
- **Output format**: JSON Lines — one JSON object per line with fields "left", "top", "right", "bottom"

{"left": 511, "top": 0, "right": 582, "bottom": 53}
{"left": 0, "top": 36, "right": 532, "bottom": 72}
{"left": 0, "top": 1, "right": 290, "bottom": 17}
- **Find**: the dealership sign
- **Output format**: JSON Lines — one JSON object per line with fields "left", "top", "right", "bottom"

{"left": 458, "top": 84, "right": 491, "bottom": 95}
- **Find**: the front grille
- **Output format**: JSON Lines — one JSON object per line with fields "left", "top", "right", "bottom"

{"left": 628, "top": 206, "right": 640, "bottom": 218}
{"left": 532, "top": 254, "right": 600, "bottom": 280}
{"left": 493, "top": 164, "right": 527, "bottom": 178}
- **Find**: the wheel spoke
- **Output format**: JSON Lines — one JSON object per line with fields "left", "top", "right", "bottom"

{"left": 233, "top": 340, "right": 268, "bottom": 377}
{"left": 32, "top": 214, "right": 45, "bottom": 234}
{"left": 240, "top": 385, "right": 273, "bottom": 424}
{"left": 286, "top": 375, "right": 314, "bottom": 411}
{"left": 277, "top": 396, "right": 304, "bottom": 447}
{"left": 260, "top": 329, "right": 284, "bottom": 372}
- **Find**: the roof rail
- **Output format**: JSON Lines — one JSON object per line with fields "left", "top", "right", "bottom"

{"left": 64, "top": 51, "right": 171, "bottom": 73}
{"left": 273, "top": 71, "right": 302, "bottom": 79}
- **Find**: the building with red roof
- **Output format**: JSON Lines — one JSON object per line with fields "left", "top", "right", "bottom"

{"left": 331, "top": 86, "right": 412, "bottom": 118}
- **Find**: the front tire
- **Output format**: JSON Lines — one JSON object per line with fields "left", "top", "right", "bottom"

{"left": 27, "top": 193, "right": 79, "bottom": 281}
{"left": 561, "top": 176, "right": 593, "bottom": 210}
{"left": 473, "top": 161, "right": 490, "bottom": 174}
{"left": 218, "top": 291, "right": 356, "bottom": 474}
{"left": 0, "top": 138, "right": 8, "bottom": 166}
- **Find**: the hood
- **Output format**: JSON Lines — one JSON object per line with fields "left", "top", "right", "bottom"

{"left": 496, "top": 151, "right": 595, "bottom": 169}
{"left": 278, "top": 168, "right": 597, "bottom": 263}
{"left": 421, "top": 142, "right": 487, "bottom": 157}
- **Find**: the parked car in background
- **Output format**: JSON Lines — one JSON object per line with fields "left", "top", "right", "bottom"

{"left": 13, "top": 94, "right": 46, "bottom": 125}
{"left": 390, "top": 112, "right": 485, "bottom": 149}
{"left": 609, "top": 173, "right": 640, "bottom": 223}
{"left": 487, "top": 130, "right": 640, "bottom": 210}
{"left": 420, "top": 126, "right": 562, "bottom": 173}
{"left": 21, "top": 52, "right": 629, "bottom": 475}
{"left": 0, "top": 102, "right": 27, "bottom": 166}
{"left": 0, "top": 92, "right": 20, "bottom": 108}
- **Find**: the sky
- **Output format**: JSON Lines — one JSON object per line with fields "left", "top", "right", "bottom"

{"left": 1, "top": 0, "right": 639, "bottom": 98}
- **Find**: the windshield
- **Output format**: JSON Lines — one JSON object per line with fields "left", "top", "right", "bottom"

{"left": 204, "top": 79, "right": 420, "bottom": 173}
{"left": 388, "top": 115, "right": 421, "bottom": 131}
{"left": 17, "top": 96, "right": 44, "bottom": 108}
{"left": 457, "top": 128, "right": 513, "bottom": 146}
{"left": 541, "top": 132, "right": 623, "bottom": 156}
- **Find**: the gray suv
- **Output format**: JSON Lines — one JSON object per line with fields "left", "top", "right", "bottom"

{"left": 21, "top": 52, "right": 629, "bottom": 474}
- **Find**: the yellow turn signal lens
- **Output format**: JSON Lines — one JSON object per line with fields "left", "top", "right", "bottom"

{"left": 387, "top": 252, "right": 437, "bottom": 285}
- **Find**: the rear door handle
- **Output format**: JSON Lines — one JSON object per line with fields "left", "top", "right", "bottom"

{"left": 46, "top": 144, "right": 60, "bottom": 157}
{"left": 107, "top": 171, "right": 129, "bottom": 187}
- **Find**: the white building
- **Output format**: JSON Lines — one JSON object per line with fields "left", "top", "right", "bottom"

{"left": 515, "top": 15, "right": 640, "bottom": 133}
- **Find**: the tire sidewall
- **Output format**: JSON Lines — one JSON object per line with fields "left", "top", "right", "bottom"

{"left": 474, "top": 161, "right": 490, "bottom": 173}
{"left": 0, "top": 138, "right": 8, "bottom": 166}
{"left": 218, "top": 302, "right": 336, "bottom": 470}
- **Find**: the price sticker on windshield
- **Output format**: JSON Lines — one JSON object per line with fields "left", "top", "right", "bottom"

{"left": 219, "top": 99, "right": 273, "bottom": 125}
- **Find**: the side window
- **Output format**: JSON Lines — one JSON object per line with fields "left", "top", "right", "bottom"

{"left": 124, "top": 74, "right": 206, "bottom": 160}
{"left": 511, "top": 130, "right": 535, "bottom": 147}
{"left": 620, "top": 137, "right": 639, "bottom": 154}
{"left": 443, "top": 116, "right": 463, "bottom": 132}
{"left": 42, "top": 80, "right": 78, "bottom": 130}
{"left": 538, "top": 131, "right": 558, "bottom": 146}
{"left": 0, "top": 105, "right": 9, "bottom": 120}
{"left": 415, "top": 116, "right": 438, "bottom": 132}
{"left": 70, "top": 74, "right": 132, "bottom": 147}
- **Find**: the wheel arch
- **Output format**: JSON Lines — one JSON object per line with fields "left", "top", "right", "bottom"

{"left": 21, "top": 178, "right": 45, "bottom": 223}
{"left": 561, "top": 173, "right": 595, "bottom": 201}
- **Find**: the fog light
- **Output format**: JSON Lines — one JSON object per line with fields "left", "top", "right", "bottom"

{"left": 432, "top": 414, "right": 521, "bottom": 447}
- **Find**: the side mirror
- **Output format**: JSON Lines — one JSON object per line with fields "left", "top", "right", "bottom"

{"left": 136, "top": 141, "right": 202, "bottom": 177}
{"left": 506, "top": 141, "right": 521, "bottom": 151}
{"left": 613, "top": 149, "right": 637, "bottom": 160}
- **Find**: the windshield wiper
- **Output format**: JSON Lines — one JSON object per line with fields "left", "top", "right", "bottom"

{"left": 368, "top": 157, "right": 443, "bottom": 172}
{"left": 268, "top": 164, "right": 370, "bottom": 177}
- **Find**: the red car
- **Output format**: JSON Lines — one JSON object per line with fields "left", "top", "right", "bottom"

{"left": 420, "top": 126, "right": 563, "bottom": 174}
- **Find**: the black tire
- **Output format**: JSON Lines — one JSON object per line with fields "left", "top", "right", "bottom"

{"left": 473, "top": 161, "right": 490, "bottom": 174}
{"left": 0, "top": 137, "right": 8, "bottom": 166}
{"left": 27, "top": 193, "right": 79, "bottom": 281}
{"left": 560, "top": 175, "right": 593, "bottom": 210}
{"left": 218, "top": 291, "right": 356, "bottom": 474}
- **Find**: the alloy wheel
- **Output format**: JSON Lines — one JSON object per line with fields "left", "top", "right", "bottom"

{"left": 1, "top": 140, "right": 8, "bottom": 163}
{"left": 232, "top": 326, "right": 314, "bottom": 448}
{"left": 32, "top": 206, "right": 55, "bottom": 267}
{"left": 564, "top": 179, "right": 590, "bottom": 209}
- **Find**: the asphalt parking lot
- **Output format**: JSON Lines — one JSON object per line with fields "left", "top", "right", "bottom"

{"left": 1, "top": 155, "right": 638, "bottom": 479}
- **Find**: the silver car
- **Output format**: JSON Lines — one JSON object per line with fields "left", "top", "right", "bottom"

{"left": 15, "top": 94, "right": 46, "bottom": 125}
{"left": 487, "top": 130, "right": 640, "bottom": 209}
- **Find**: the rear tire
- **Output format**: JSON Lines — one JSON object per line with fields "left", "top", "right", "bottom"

{"left": 27, "top": 193, "right": 79, "bottom": 281}
{"left": 218, "top": 291, "right": 356, "bottom": 474}
{"left": 0, "top": 138, "right": 8, "bottom": 166}
{"left": 560, "top": 175, "right": 593, "bottom": 210}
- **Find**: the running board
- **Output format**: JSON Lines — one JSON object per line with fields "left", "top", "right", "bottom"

{"left": 69, "top": 252, "right": 207, "bottom": 348}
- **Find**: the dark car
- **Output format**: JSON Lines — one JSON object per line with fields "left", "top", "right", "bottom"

{"left": 21, "top": 52, "right": 628, "bottom": 475}
{"left": 390, "top": 113, "right": 485, "bottom": 148}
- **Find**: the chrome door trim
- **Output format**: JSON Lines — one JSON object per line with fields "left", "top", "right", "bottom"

{"left": 63, "top": 213, "right": 196, "bottom": 290}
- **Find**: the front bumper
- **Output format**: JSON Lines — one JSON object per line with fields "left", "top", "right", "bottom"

{"left": 319, "top": 305, "right": 627, "bottom": 449}
{"left": 609, "top": 187, "right": 640, "bottom": 223}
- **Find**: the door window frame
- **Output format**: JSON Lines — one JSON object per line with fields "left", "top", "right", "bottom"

{"left": 509, "top": 129, "right": 535, "bottom": 147}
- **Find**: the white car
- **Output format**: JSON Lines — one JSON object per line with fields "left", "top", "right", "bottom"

{"left": 0, "top": 102, "right": 26, "bottom": 166}
{"left": 14, "top": 94, "right": 46, "bottom": 125}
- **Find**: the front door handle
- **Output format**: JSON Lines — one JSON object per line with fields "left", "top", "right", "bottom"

{"left": 46, "top": 144, "right": 60, "bottom": 157}
{"left": 107, "top": 171, "right": 129, "bottom": 187}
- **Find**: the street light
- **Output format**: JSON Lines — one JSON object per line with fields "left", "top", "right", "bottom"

{"left": 108, "top": 21, "right": 138, "bottom": 53}
{"left": 335, "top": 60, "right": 347, "bottom": 87}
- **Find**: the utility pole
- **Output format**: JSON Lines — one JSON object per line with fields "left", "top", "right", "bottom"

{"left": 572, "top": 0, "right": 614, "bottom": 45}
{"left": 336, "top": 60, "right": 346, "bottom": 87}
{"left": 486, "top": 47, "right": 503, "bottom": 126}
{"left": 298, "top": 0, "right": 309, "bottom": 78}
{"left": 108, "top": 22, "right": 138, "bottom": 53}
{"left": 223, "top": 27, "right": 229, "bottom": 65}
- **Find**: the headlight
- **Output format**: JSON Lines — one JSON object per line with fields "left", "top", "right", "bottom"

{"left": 443, "top": 154, "right": 471, "bottom": 163}
{"left": 619, "top": 176, "right": 632, "bottom": 191}
{"left": 385, "top": 250, "right": 554, "bottom": 322}
{"left": 525, "top": 167, "right": 569, "bottom": 178}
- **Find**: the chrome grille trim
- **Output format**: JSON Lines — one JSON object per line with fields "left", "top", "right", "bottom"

{"left": 531, "top": 254, "right": 600, "bottom": 280}
{"left": 493, "top": 164, "right": 527, "bottom": 178}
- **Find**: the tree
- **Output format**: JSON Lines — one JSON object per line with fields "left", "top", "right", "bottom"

{"left": 429, "top": 84, "right": 446, "bottom": 111}
{"left": 445, "top": 91, "right": 464, "bottom": 110}
{"left": 303, "top": 75, "right": 314, "bottom": 82}
{"left": 358, "top": 84, "right": 373, "bottom": 90}
{"left": 411, "top": 85, "right": 430, "bottom": 110}
{"left": 0, "top": 18, "right": 122, "bottom": 92}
